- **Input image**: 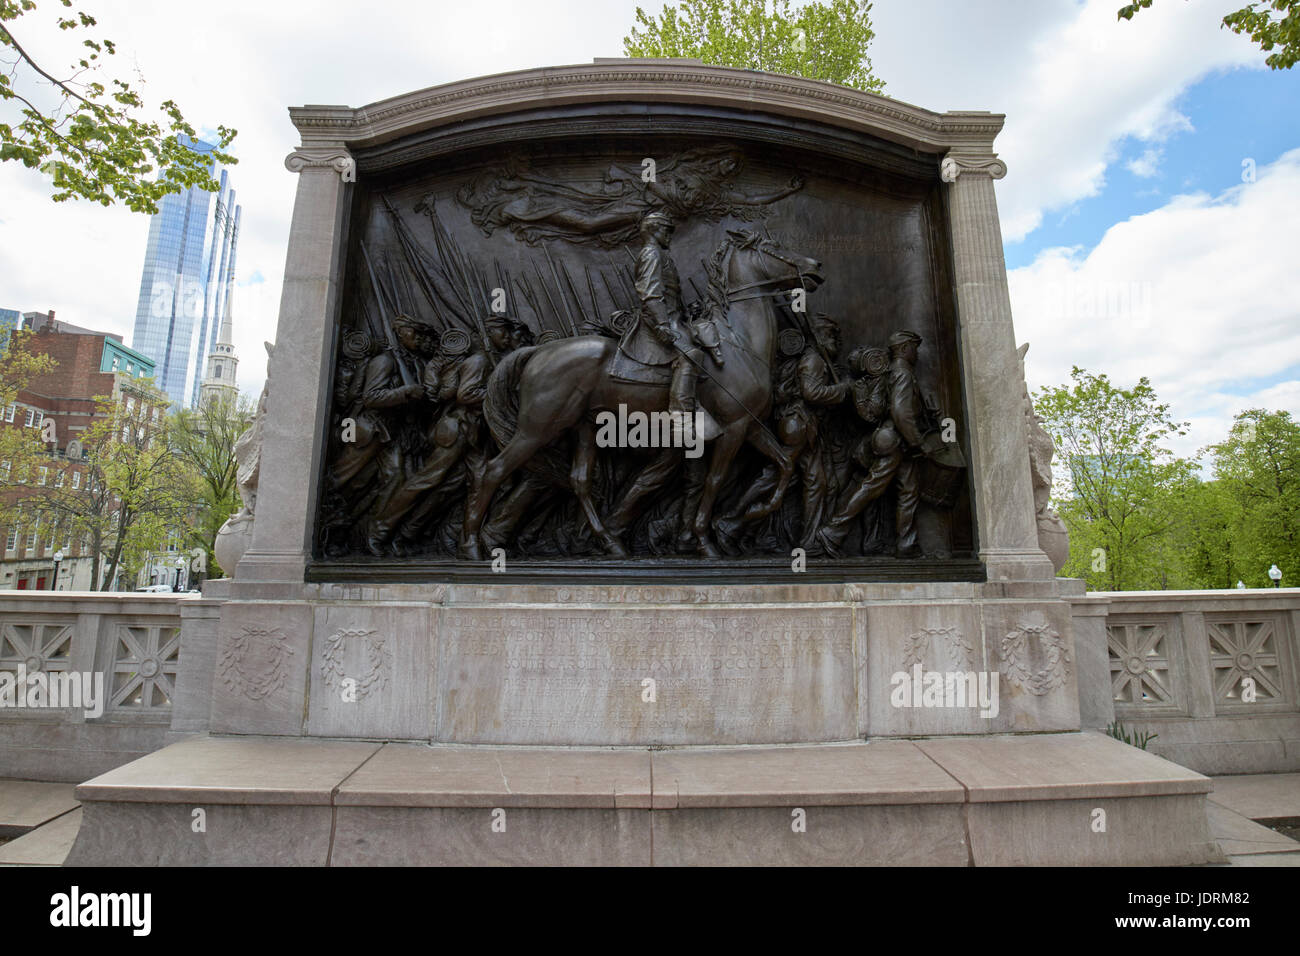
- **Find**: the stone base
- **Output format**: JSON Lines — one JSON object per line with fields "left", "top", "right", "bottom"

{"left": 205, "top": 580, "right": 1084, "bottom": 744}
{"left": 66, "top": 732, "right": 1224, "bottom": 866}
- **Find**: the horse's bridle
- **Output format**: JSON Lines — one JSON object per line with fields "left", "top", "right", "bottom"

{"left": 724, "top": 238, "right": 818, "bottom": 303}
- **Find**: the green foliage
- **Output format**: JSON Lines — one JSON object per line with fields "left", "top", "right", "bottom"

{"left": 624, "top": 0, "right": 885, "bottom": 92}
{"left": 1106, "top": 720, "right": 1158, "bottom": 750}
{"left": 0, "top": 328, "right": 57, "bottom": 528}
{"left": 18, "top": 386, "right": 192, "bottom": 589}
{"left": 1206, "top": 409, "right": 1300, "bottom": 586}
{"left": 1033, "top": 367, "right": 1195, "bottom": 590}
{"left": 1118, "top": 0, "right": 1300, "bottom": 70}
{"left": 170, "top": 393, "right": 253, "bottom": 579}
{"left": 0, "top": 0, "right": 237, "bottom": 212}
{"left": 1034, "top": 365, "right": 1297, "bottom": 592}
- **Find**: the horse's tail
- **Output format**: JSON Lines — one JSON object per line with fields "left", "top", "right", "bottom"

{"left": 483, "top": 345, "right": 570, "bottom": 487}
{"left": 483, "top": 345, "right": 538, "bottom": 448}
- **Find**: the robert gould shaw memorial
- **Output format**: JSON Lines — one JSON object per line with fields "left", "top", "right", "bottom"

{"left": 66, "top": 61, "right": 1220, "bottom": 867}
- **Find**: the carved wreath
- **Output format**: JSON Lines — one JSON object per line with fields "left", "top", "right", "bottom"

{"left": 320, "top": 628, "right": 389, "bottom": 701}
{"left": 902, "top": 626, "right": 975, "bottom": 671}
{"left": 1000, "top": 622, "right": 1071, "bottom": 695}
{"left": 219, "top": 625, "right": 295, "bottom": 701}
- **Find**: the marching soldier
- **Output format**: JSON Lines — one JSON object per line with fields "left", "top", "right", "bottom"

{"left": 718, "top": 314, "right": 848, "bottom": 549}
{"left": 367, "top": 328, "right": 491, "bottom": 555}
{"left": 816, "top": 330, "right": 948, "bottom": 559}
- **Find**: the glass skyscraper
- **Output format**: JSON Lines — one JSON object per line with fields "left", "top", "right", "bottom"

{"left": 129, "top": 138, "right": 242, "bottom": 407}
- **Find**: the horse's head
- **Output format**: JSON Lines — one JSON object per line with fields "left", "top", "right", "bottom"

{"left": 724, "top": 228, "right": 824, "bottom": 295}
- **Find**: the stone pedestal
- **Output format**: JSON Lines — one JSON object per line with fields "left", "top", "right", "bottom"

{"left": 202, "top": 579, "right": 1084, "bottom": 745}
{"left": 66, "top": 733, "right": 1222, "bottom": 867}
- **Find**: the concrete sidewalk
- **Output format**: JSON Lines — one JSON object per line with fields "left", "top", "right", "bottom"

{"left": 1206, "top": 772, "right": 1300, "bottom": 867}
{"left": 0, "top": 779, "right": 81, "bottom": 867}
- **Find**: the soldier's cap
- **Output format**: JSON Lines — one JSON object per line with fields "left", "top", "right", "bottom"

{"left": 812, "top": 312, "right": 838, "bottom": 330}
{"left": 888, "top": 330, "right": 922, "bottom": 347}
{"left": 484, "top": 314, "right": 516, "bottom": 327}
{"left": 641, "top": 210, "right": 674, "bottom": 229}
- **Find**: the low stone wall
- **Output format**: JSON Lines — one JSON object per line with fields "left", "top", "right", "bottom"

{"left": 1080, "top": 589, "right": 1300, "bottom": 774}
{"left": 7, "top": 587, "right": 1298, "bottom": 781}
{"left": 0, "top": 591, "right": 210, "bottom": 782}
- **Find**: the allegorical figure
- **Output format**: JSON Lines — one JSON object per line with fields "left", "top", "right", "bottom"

{"left": 816, "top": 330, "right": 948, "bottom": 559}
{"left": 456, "top": 145, "right": 803, "bottom": 247}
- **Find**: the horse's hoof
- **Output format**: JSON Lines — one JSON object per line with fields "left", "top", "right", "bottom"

{"left": 459, "top": 537, "right": 483, "bottom": 561}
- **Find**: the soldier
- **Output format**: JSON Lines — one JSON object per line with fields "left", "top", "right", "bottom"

{"left": 816, "top": 330, "right": 947, "bottom": 559}
{"left": 485, "top": 313, "right": 534, "bottom": 358}
{"left": 717, "top": 314, "right": 848, "bottom": 549}
{"left": 367, "top": 328, "right": 492, "bottom": 555}
{"left": 329, "top": 316, "right": 430, "bottom": 511}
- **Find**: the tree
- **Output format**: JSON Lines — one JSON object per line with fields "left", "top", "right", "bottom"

{"left": 0, "top": 327, "right": 56, "bottom": 528}
{"left": 623, "top": 0, "right": 885, "bottom": 92}
{"left": 1033, "top": 368, "right": 1196, "bottom": 590}
{"left": 1, "top": 0, "right": 237, "bottom": 212}
{"left": 1206, "top": 409, "right": 1300, "bottom": 585}
{"left": 19, "top": 386, "right": 192, "bottom": 589}
{"left": 171, "top": 392, "right": 253, "bottom": 579}
{"left": 1118, "top": 1, "right": 1300, "bottom": 70}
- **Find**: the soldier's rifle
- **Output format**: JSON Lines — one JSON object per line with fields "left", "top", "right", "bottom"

{"left": 360, "top": 240, "right": 416, "bottom": 389}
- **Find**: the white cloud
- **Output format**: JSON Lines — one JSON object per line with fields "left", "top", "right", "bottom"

{"left": 1125, "top": 147, "right": 1162, "bottom": 178}
{"left": 1011, "top": 149, "right": 1300, "bottom": 460}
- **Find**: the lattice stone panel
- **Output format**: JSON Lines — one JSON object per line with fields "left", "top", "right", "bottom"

{"left": 1207, "top": 616, "right": 1293, "bottom": 712}
{"left": 0, "top": 620, "right": 74, "bottom": 678}
{"left": 1108, "top": 619, "right": 1184, "bottom": 715}
{"left": 108, "top": 623, "right": 181, "bottom": 711}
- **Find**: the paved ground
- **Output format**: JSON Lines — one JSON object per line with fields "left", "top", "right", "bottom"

{"left": 1206, "top": 772, "right": 1300, "bottom": 867}
{"left": 0, "top": 771, "right": 1295, "bottom": 866}
{"left": 0, "top": 779, "right": 81, "bottom": 867}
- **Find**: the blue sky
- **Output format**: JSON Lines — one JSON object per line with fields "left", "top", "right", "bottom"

{"left": 1008, "top": 65, "right": 1300, "bottom": 270}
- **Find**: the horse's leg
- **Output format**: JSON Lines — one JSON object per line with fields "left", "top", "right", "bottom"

{"left": 604, "top": 447, "right": 681, "bottom": 544}
{"left": 571, "top": 421, "right": 629, "bottom": 557}
{"left": 691, "top": 420, "right": 749, "bottom": 558}
{"left": 460, "top": 432, "right": 551, "bottom": 561}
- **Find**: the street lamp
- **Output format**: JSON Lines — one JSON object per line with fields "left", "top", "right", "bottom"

{"left": 173, "top": 556, "right": 185, "bottom": 592}
{"left": 50, "top": 550, "right": 64, "bottom": 590}
{"left": 1268, "top": 564, "right": 1282, "bottom": 588}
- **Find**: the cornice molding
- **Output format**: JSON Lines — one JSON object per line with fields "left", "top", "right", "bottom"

{"left": 287, "top": 62, "right": 1005, "bottom": 160}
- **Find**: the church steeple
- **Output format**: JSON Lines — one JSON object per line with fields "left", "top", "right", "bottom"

{"left": 199, "top": 283, "right": 239, "bottom": 408}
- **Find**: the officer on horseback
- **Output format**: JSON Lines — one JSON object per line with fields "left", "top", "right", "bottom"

{"left": 627, "top": 210, "right": 723, "bottom": 418}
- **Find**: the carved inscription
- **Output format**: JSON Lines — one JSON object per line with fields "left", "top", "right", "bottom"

{"left": 438, "top": 608, "right": 855, "bottom": 744}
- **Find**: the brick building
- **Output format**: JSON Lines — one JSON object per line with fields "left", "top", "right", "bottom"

{"left": 1, "top": 313, "right": 164, "bottom": 590}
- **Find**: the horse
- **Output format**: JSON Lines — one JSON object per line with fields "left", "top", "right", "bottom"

{"left": 460, "top": 229, "right": 824, "bottom": 560}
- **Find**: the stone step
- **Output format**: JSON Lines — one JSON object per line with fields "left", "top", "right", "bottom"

{"left": 65, "top": 732, "right": 1223, "bottom": 866}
